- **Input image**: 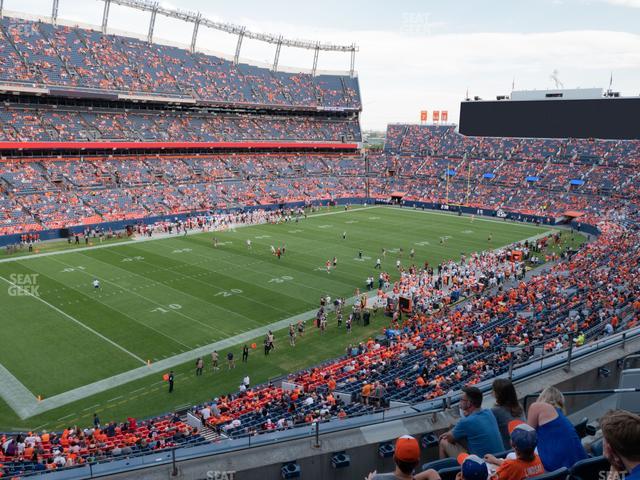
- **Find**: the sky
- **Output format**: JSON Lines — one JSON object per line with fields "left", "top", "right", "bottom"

{"left": 3, "top": 0, "right": 640, "bottom": 130}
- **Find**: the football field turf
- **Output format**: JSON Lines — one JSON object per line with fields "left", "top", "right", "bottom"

{"left": 0, "top": 206, "right": 563, "bottom": 431}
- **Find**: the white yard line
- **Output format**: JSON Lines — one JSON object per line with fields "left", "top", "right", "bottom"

{"left": 0, "top": 276, "right": 146, "bottom": 366}
{"left": 0, "top": 361, "right": 39, "bottom": 420}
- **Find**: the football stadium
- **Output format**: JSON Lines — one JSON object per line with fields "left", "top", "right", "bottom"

{"left": 0, "top": 1, "right": 639, "bottom": 479}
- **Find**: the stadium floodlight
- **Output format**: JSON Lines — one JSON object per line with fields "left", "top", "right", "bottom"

{"left": 97, "top": 0, "right": 357, "bottom": 74}
{"left": 51, "top": 0, "right": 59, "bottom": 24}
{"left": 147, "top": 1, "right": 158, "bottom": 43}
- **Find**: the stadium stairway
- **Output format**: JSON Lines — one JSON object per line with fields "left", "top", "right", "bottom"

{"left": 180, "top": 412, "right": 228, "bottom": 443}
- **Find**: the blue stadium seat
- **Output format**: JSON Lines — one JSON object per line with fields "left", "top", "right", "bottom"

{"left": 568, "top": 456, "right": 610, "bottom": 480}
{"left": 421, "top": 458, "right": 458, "bottom": 472}
{"left": 589, "top": 438, "right": 604, "bottom": 457}
{"left": 437, "top": 466, "right": 461, "bottom": 480}
{"left": 535, "top": 467, "right": 570, "bottom": 480}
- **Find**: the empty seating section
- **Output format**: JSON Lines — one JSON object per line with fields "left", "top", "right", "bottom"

{"left": 0, "top": 16, "right": 361, "bottom": 109}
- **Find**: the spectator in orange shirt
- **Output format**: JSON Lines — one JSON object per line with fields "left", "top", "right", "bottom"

{"left": 362, "top": 383, "right": 373, "bottom": 405}
{"left": 484, "top": 420, "right": 545, "bottom": 479}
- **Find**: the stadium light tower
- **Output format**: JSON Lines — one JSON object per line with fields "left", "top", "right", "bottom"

{"left": 273, "top": 35, "right": 283, "bottom": 72}
{"left": 101, "top": 0, "right": 111, "bottom": 34}
{"left": 0, "top": 0, "right": 4, "bottom": 18}
{"left": 147, "top": 1, "right": 158, "bottom": 43}
{"left": 51, "top": 0, "right": 59, "bottom": 24}
{"left": 190, "top": 12, "right": 201, "bottom": 52}
{"left": 234, "top": 27, "right": 245, "bottom": 65}
{"left": 312, "top": 42, "right": 320, "bottom": 76}
{"left": 96, "top": 0, "right": 357, "bottom": 75}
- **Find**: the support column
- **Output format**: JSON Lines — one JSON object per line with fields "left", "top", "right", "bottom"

{"left": 311, "top": 43, "right": 320, "bottom": 76}
{"left": 272, "top": 36, "right": 283, "bottom": 72}
{"left": 101, "top": 0, "right": 111, "bottom": 34}
{"left": 350, "top": 45, "right": 356, "bottom": 78}
{"left": 147, "top": 4, "right": 158, "bottom": 43}
{"left": 51, "top": 0, "right": 59, "bottom": 24}
{"left": 190, "top": 13, "right": 201, "bottom": 53}
{"left": 234, "top": 27, "right": 245, "bottom": 65}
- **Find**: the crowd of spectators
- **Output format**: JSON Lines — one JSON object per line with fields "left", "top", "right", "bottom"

{"left": 182, "top": 217, "right": 639, "bottom": 440}
{"left": 372, "top": 405, "right": 640, "bottom": 479}
{"left": 0, "top": 414, "right": 204, "bottom": 475}
{"left": 372, "top": 124, "right": 640, "bottom": 218}
{"left": 1, "top": 135, "right": 639, "bottom": 233}
{"left": 2, "top": 205, "right": 637, "bottom": 476}
{"left": 0, "top": 154, "right": 366, "bottom": 232}
{"left": 0, "top": 105, "right": 361, "bottom": 143}
{"left": 0, "top": 16, "right": 361, "bottom": 109}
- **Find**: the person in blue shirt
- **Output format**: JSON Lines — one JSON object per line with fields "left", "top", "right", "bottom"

{"left": 601, "top": 409, "right": 640, "bottom": 480}
{"left": 438, "top": 386, "right": 504, "bottom": 459}
{"left": 527, "top": 386, "right": 588, "bottom": 471}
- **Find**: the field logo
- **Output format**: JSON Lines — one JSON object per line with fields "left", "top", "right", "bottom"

{"left": 8, "top": 273, "right": 40, "bottom": 297}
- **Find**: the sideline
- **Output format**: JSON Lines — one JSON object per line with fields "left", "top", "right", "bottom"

{"left": 0, "top": 206, "right": 378, "bottom": 264}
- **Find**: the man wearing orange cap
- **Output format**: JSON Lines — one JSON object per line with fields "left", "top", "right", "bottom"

{"left": 366, "top": 435, "right": 436, "bottom": 479}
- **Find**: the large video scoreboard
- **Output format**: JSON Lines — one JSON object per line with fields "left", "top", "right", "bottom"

{"left": 460, "top": 90, "right": 640, "bottom": 140}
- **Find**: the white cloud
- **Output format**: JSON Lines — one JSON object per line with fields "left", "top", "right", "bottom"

{"left": 603, "top": 0, "right": 640, "bottom": 7}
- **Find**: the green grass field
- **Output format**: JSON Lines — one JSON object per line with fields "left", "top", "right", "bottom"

{"left": 0, "top": 206, "right": 572, "bottom": 432}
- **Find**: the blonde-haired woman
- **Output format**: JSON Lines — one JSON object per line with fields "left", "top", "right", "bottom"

{"left": 527, "top": 386, "right": 587, "bottom": 471}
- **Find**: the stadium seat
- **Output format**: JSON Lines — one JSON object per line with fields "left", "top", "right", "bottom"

{"left": 331, "top": 452, "right": 350, "bottom": 468}
{"left": 421, "top": 458, "right": 458, "bottom": 472}
{"left": 281, "top": 462, "right": 301, "bottom": 479}
{"left": 568, "top": 456, "right": 611, "bottom": 480}
{"left": 437, "top": 466, "right": 461, "bottom": 480}
{"left": 421, "top": 433, "right": 439, "bottom": 448}
{"left": 378, "top": 442, "right": 395, "bottom": 458}
{"left": 589, "top": 438, "right": 604, "bottom": 457}
{"left": 535, "top": 467, "right": 570, "bottom": 480}
{"left": 573, "top": 417, "right": 589, "bottom": 438}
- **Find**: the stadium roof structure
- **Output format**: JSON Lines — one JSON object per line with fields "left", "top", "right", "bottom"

{"left": 63, "top": 0, "right": 359, "bottom": 76}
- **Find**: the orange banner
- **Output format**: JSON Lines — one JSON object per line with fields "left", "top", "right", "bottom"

{"left": 433, "top": 111, "right": 440, "bottom": 122}
{"left": 441, "top": 111, "right": 448, "bottom": 122}
{"left": 420, "top": 110, "right": 428, "bottom": 122}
